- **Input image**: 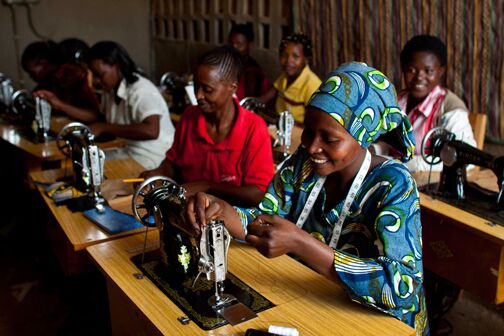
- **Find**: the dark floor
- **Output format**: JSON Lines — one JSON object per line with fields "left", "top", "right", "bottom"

{"left": 0, "top": 186, "right": 111, "bottom": 336}
{"left": 1, "top": 142, "right": 504, "bottom": 335}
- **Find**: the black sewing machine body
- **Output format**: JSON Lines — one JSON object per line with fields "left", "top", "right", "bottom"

{"left": 159, "top": 72, "right": 190, "bottom": 115}
{"left": 131, "top": 177, "right": 269, "bottom": 329}
{"left": 141, "top": 179, "right": 200, "bottom": 278}
{"left": 422, "top": 127, "right": 504, "bottom": 212}
{"left": 57, "top": 122, "right": 105, "bottom": 209}
{"left": 0, "top": 73, "right": 14, "bottom": 116}
{"left": 9, "top": 90, "right": 53, "bottom": 142}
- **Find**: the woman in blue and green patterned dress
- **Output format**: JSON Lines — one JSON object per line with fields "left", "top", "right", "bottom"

{"left": 185, "top": 62, "right": 428, "bottom": 335}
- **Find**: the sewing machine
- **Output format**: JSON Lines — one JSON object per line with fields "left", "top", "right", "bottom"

{"left": 240, "top": 96, "right": 279, "bottom": 125}
{"left": 159, "top": 72, "right": 189, "bottom": 115}
{"left": 57, "top": 122, "right": 105, "bottom": 211}
{"left": 240, "top": 97, "right": 295, "bottom": 166}
{"left": 421, "top": 127, "right": 504, "bottom": 214}
{"left": 131, "top": 176, "right": 267, "bottom": 329}
{"left": 10, "top": 89, "right": 52, "bottom": 141}
{"left": 0, "top": 73, "right": 14, "bottom": 113}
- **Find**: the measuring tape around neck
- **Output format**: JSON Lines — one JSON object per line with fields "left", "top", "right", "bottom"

{"left": 295, "top": 150, "right": 372, "bottom": 249}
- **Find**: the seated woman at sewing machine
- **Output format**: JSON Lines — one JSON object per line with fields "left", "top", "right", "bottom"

{"left": 259, "top": 33, "right": 321, "bottom": 124}
{"left": 21, "top": 40, "right": 100, "bottom": 122}
{"left": 371, "top": 35, "right": 476, "bottom": 172}
{"left": 185, "top": 63, "right": 428, "bottom": 334}
{"left": 140, "top": 45, "right": 274, "bottom": 207}
{"left": 81, "top": 41, "right": 175, "bottom": 170}
{"left": 228, "top": 23, "right": 270, "bottom": 100}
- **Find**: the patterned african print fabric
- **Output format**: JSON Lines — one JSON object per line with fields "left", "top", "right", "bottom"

{"left": 235, "top": 147, "right": 429, "bottom": 335}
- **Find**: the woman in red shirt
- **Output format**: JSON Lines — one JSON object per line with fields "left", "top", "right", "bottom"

{"left": 141, "top": 46, "right": 274, "bottom": 206}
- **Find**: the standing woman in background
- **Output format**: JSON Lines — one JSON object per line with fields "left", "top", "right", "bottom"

{"left": 228, "top": 23, "right": 270, "bottom": 100}
{"left": 260, "top": 33, "right": 321, "bottom": 124}
{"left": 86, "top": 41, "right": 175, "bottom": 169}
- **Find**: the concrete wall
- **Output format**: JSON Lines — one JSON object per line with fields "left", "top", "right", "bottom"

{"left": 0, "top": 0, "right": 150, "bottom": 90}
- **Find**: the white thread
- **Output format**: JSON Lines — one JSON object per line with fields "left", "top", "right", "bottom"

{"left": 268, "top": 325, "right": 299, "bottom": 336}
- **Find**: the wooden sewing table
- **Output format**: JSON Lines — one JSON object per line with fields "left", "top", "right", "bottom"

{"left": 0, "top": 116, "right": 125, "bottom": 171}
{"left": 414, "top": 169, "right": 504, "bottom": 303}
{"left": 29, "top": 158, "right": 146, "bottom": 275}
{"left": 87, "top": 231, "right": 415, "bottom": 336}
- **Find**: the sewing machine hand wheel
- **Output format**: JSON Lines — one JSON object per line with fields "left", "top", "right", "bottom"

{"left": 56, "top": 122, "right": 92, "bottom": 157}
{"left": 11, "top": 89, "right": 34, "bottom": 119}
{"left": 421, "top": 127, "right": 451, "bottom": 165}
{"left": 131, "top": 176, "right": 179, "bottom": 227}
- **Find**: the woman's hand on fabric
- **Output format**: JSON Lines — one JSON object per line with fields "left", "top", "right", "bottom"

{"left": 245, "top": 214, "right": 302, "bottom": 258}
{"left": 184, "top": 192, "right": 224, "bottom": 236}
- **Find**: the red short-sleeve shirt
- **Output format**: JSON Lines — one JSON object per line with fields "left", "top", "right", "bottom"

{"left": 165, "top": 99, "right": 274, "bottom": 191}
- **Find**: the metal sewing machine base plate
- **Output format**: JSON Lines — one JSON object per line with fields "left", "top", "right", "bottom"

{"left": 131, "top": 250, "right": 274, "bottom": 330}
{"left": 420, "top": 182, "right": 504, "bottom": 227}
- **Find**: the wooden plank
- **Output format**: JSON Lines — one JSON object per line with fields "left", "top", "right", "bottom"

{"left": 422, "top": 209, "right": 503, "bottom": 303}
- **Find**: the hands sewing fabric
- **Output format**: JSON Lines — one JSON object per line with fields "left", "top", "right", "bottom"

{"left": 246, "top": 214, "right": 303, "bottom": 258}
{"left": 184, "top": 192, "right": 303, "bottom": 258}
{"left": 185, "top": 192, "right": 223, "bottom": 236}
{"left": 33, "top": 90, "right": 63, "bottom": 110}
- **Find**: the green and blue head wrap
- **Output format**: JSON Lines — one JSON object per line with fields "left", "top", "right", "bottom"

{"left": 307, "top": 62, "right": 415, "bottom": 162}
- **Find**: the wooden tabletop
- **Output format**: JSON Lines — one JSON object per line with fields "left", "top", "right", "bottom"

{"left": 87, "top": 231, "right": 415, "bottom": 336}
{"left": 414, "top": 169, "right": 504, "bottom": 244}
{"left": 0, "top": 117, "right": 126, "bottom": 162}
{"left": 30, "top": 158, "right": 147, "bottom": 251}
{"left": 412, "top": 168, "right": 498, "bottom": 192}
{"left": 0, "top": 123, "right": 65, "bottom": 161}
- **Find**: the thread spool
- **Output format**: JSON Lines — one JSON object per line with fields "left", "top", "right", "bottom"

{"left": 268, "top": 325, "right": 299, "bottom": 336}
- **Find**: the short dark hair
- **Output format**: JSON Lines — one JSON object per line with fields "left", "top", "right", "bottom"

{"left": 21, "top": 40, "right": 64, "bottom": 70}
{"left": 59, "top": 38, "right": 89, "bottom": 63}
{"left": 196, "top": 45, "right": 243, "bottom": 83}
{"left": 400, "top": 35, "right": 447, "bottom": 68}
{"left": 87, "top": 41, "right": 139, "bottom": 84}
{"left": 229, "top": 23, "right": 254, "bottom": 42}
{"left": 279, "top": 33, "right": 313, "bottom": 58}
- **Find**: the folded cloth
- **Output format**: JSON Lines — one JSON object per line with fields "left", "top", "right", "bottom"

{"left": 45, "top": 181, "right": 86, "bottom": 203}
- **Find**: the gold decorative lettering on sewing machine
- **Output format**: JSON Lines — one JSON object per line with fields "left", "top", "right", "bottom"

{"left": 57, "top": 122, "right": 105, "bottom": 211}
{"left": 132, "top": 176, "right": 199, "bottom": 276}
{"left": 421, "top": 127, "right": 504, "bottom": 224}
{"left": 131, "top": 176, "right": 260, "bottom": 327}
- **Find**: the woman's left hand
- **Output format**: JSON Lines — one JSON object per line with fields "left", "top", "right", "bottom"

{"left": 245, "top": 214, "right": 302, "bottom": 258}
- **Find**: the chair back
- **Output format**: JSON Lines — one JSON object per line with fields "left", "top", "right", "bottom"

{"left": 468, "top": 112, "right": 487, "bottom": 150}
